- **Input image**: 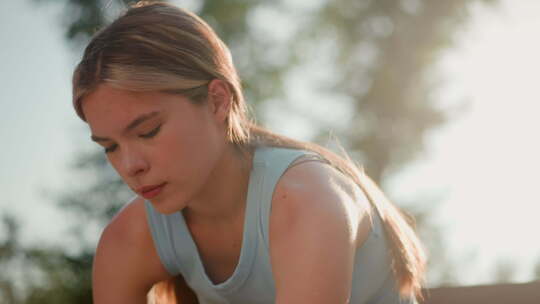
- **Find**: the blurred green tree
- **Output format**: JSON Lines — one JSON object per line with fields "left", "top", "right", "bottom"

{"left": 534, "top": 259, "right": 540, "bottom": 280}
{"left": 2, "top": 0, "right": 499, "bottom": 302}
{"left": 493, "top": 259, "right": 517, "bottom": 283}
{"left": 1, "top": 215, "right": 21, "bottom": 304}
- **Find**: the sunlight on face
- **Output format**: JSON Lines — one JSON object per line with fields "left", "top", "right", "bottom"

{"left": 82, "top": 85, "right": 225, "bottom": 215}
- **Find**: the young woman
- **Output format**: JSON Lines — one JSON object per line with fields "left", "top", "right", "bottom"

{"left": 72, "top": 2, "right": 426, "bottom": 303}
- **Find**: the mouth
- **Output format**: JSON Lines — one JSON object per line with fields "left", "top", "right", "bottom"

{"left": 139, "top": 183, "right": 167, "bottom": 199}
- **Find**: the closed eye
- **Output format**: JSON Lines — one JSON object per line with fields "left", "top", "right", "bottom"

{"left": 104, "top": 144, "right": 117, "bottom": 154}
{"left": 140, "top": 124, "right": 161, "bottom": 139}
{"left": 103, "top": 125, "right": 162, "bottom": 154}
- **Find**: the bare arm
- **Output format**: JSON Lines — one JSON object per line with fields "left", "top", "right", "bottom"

{"left": 92, "top": 197, "right": 176, "bottom": 303}
{"left": 270, "top": 161, "right": 370, "bottom": 304}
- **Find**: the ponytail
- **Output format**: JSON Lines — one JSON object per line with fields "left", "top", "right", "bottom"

{"left": 247, "top": 125, "right": 427, "bottom": 301}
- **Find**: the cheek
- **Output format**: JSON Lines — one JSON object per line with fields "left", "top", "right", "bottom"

{"left": 158, "top": 119, "right": 219, "bottom": 168}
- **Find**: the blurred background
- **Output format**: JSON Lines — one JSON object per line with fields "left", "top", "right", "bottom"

{"left": 1, "top": 0, "right": 539, "bottom": 302}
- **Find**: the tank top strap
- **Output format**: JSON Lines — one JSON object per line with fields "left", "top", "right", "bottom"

{"left": 144, "top": 202, "right": 191, "bottom": 276}
{"left": 253, "top": 147, "right": 318, "bottom": 249}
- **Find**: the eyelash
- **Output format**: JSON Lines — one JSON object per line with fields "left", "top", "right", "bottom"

{"left": 104, "top": 125, "right": 162, "bottom": 154}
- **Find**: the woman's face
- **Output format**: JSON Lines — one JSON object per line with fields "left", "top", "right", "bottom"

{"left": 82, "top": 84, "right": 227, "bottom": 214}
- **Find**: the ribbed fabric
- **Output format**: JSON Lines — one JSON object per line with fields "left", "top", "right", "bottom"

{"left": 145, "top": 146, "right": 412, "bottom": 303}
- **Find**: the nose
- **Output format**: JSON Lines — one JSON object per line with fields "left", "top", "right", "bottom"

{"left": 121, "top": 147, "right": 149, "bottom": 177}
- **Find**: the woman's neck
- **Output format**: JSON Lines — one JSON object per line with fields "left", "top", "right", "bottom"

{"left": 183, "top": 143, "right": 254, "bottom": 226}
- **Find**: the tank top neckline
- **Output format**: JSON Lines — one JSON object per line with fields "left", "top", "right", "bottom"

{"left": 175, "top": 146, "right": 269, "bottom": 293}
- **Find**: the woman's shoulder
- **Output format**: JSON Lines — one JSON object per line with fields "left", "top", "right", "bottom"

{"left": 93, "top": 196, "right": 171, "bottom": 295}
{"left": 269, "top": 158, "right": 371, "bottom": 245}
{"left": 101, "top": 196, "right": 149, "bottom": 250}
{"left": 273, "top": 156, "right": 370, "bottom": 212}
{"left": 267, "top": 158, "right": 374, "bottom": 302}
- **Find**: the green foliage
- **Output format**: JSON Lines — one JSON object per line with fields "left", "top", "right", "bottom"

{"left": 0, "top": 215, "right": 21, "bottom": 304}
{"left": 22, "top": 249, "right": 93, "bottom": 304}
{"left": 533, "top": 259, "right": 540, "bottom": 280}
{"left": 493, "top": 258, "right": 517, "bottom": 283}
{"left": 0, "top": 214, "right": 94, "bottom": 304}
{"left": 307, "top": 0, "right": 498, "bottom": 181}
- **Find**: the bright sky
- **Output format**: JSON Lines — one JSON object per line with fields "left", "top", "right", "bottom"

{"left": 387, "top": 1, "right": 540, "bottom": 285}
{"left": 1, "top": 0, "right": 539, "bottom": 287}
{"left": 0, "top": 1, "right": 84, "bottom": 243}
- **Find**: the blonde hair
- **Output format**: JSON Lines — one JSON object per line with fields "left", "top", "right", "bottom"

{"left": 72, "top": 1, "right": 249, "bottom": 145}
{"left": 73, "top": 1, "right": 426, "bottom": 302}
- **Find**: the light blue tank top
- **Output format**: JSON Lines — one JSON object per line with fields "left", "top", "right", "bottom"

{"left": 145, "top": 146, "right": 413, "bottom": 304}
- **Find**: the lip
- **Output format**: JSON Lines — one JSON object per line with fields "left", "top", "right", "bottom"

{"left": 138, "top": 183, "right": 167, "bottom": 199}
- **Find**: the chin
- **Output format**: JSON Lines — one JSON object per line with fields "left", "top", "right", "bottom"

{"left": 148, "top": 196, "right": 187, "bottom": 215}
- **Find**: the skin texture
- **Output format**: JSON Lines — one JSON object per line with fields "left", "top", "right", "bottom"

{"left": 93, "top": 196, "right": 198, "bottom": 304}
{"left": 83, "top": 80, "right": 372, "bottom": 303}
{"left": 270, "top": 160, "right": 372, "bottom": 304}
{"left": 84, "top": 82, "right": 231, "bottom": 216}
{"left": 92, "top": 196, "right": 171, "bottom": 303}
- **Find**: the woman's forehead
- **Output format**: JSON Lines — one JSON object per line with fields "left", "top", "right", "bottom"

{"left": 85, "top": 85, "right": 154, "bottom": 106}
{"left": 82, "top": 86, "right": 167, "bottom": 131}
{"left": 89, "top": 110, "right": 163, "bottom": 143}
{"left": 82, "top": 85, "right": 176, "bottom": 117}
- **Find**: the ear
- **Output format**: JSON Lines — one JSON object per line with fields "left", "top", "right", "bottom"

{"left": 207, "top": 79, "right": 232, "bottom": 123}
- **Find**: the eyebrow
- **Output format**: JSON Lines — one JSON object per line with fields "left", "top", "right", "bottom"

{"left": 90, "top": 111, "right": 160, "bottom": 142}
